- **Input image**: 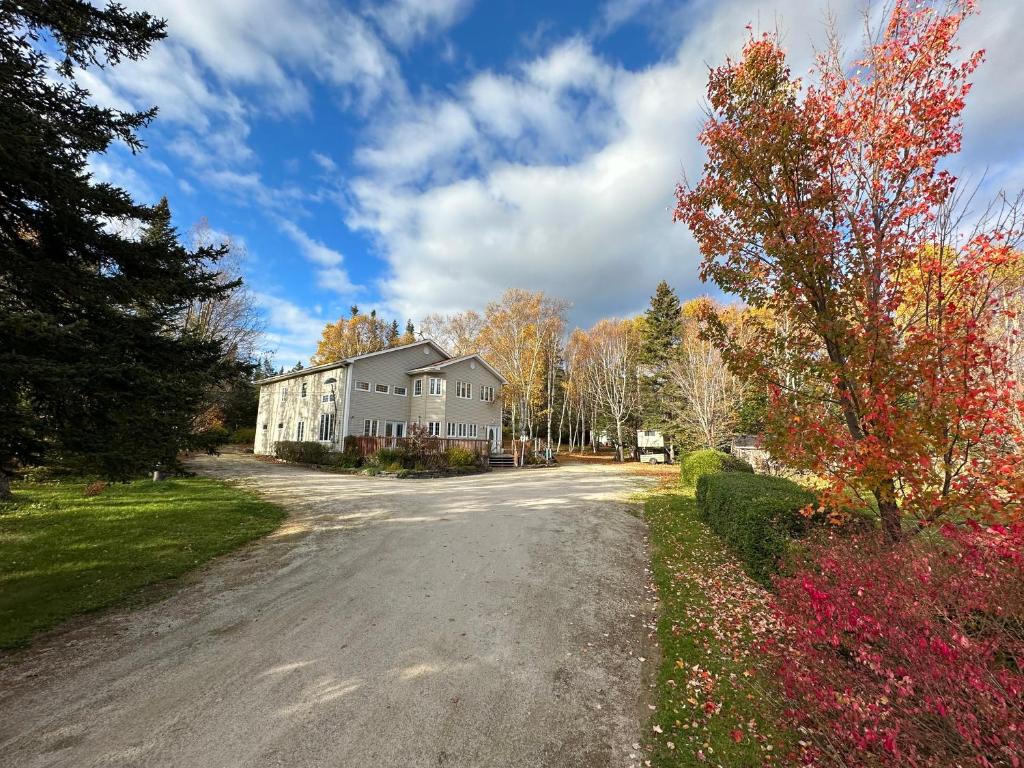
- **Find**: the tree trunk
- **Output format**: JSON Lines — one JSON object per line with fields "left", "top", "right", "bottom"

{"left": 0, "top": 473, "right": 11, "bottom": 501}
{"left": 875, "top": 478, "right": 902, "bottom": 542}
{"left": 615, "top": 419, "right": 624, "bottom": 462}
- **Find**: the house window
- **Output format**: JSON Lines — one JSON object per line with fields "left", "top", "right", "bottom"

{"left": 457, "top": 423, "right": 468, "bottom": 438}
{"left": 296, "top": 421, "right": 305, "bottom": 441}
{"left": 455, "top": 381, "right": 471, "bottom": 399}
{"left": 480, "top": 385, "right": 495, "bottom": 402}
{"left": 428, "top": 377, "right": 442, "bottom": 395}
{"left": 262, "top": 423, "right": 268, "bottom": 430}
{"left": 413, "top": 379, "right": 422, "bottom": 396}
{"left": 446, "top": 422, "right": 457, "bottom": 437}
{"left": 355, "top": 381, "right": 370, "bottom": 391}
{"left": 393, "top": 385, "right": 407, "bottom": 396}
{"left": 374, "top": 383, "right": 389, "bottom": 394}
{"left": 322, "top": 393, "right": 335, "bottom": 402}
{"left": 301, "top": 382, "right": 307, "bottom": 398}
{"left": 468, "top": 424, "right": 478, "bottom": 438}
{"left": 318, "top": 413, "right": 336, "bottom": 441}
{"left": 428, "top": 421, "right": 441, "bottom": 437}
{"left": 384, "top": 421, "right": 406, "bottom": 438}
{"left": 363, "top": 419, "right": 379, "bottom": 437}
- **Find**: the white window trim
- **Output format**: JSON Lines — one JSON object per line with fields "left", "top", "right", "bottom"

{"left": 296, "top": 421, "right": 305, "bottom": 441}
{"left": 393, "top": 385, "right": 407, "bottom": 397}
{"left": 355, "top": 380, "right": 370, "bottom": 391}
{"left": 363, "top": 418, "right": 380, "bottom": 437}
{"left": 428, "top": 377, "right": 442, "bottom": 396}
{"left": 446, "top": 421, "right": 457, "bottom": 437}
{"left": 413, "top": 378, "right": 422, "bottom": 396}
{"left": 428, "top": 421, "right": 441, "bottom": 437}
{"left": 374, "top": 383, "right": 389, "bottom": 394}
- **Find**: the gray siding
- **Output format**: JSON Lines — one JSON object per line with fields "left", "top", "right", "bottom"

{"left": 345, "top": 344, "right": 447, "bottom": 437}
{"left": 438, "top": 359, "right": 503, "bottom": 440}
{"left": 254, "top": 366, "right": 348, "bottom": 455}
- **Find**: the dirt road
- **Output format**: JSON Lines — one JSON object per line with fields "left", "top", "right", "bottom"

{"left": 0, "top": 455, "right": 652, "bottom": 768}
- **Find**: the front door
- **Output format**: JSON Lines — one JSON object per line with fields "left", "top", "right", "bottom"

{"left": 487, "top": 425, "right": 500, "bottom": 453}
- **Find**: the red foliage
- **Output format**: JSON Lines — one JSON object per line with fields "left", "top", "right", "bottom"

{"left": 769, "top": 523, "right": 1024, "bottom": 767}
{"left": 674, "top": 0, "right": 1024, "bottom": 537}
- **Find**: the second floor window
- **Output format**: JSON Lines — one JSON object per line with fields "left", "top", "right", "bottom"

{"left": 413, "top": 379, "right": 422, "bottom": 396}
{"left": 322, "top": 393, "right": 335, "bottom": 402}
{"left": 455, "top": 381, "right": 471, "bottom": 398}
{"left": 301, "top": 382, "right": 307, "bottom": 398}
{"left": 355, "top": 381, "right": 370, "bottom": 391}
{"left": 480, "top": 385, "right": 495, "bottom": 402}
{"left": 375, "top": 383, "right": 389, "bottom": 394}
{"left": 428, "top": 377, "right": 442, "bottom": 395}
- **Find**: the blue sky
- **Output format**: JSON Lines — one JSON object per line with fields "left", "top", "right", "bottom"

{"left": 84, "top": 0, "right": 1024, "bottom": 366}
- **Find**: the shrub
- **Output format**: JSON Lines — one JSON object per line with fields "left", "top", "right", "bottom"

{"left": 190, "top": 425, "right": 230, "bottom": 454}
{"left": 696, "top": 471, "right": 817, "bottom": 584}
{"left": 229, "top": 426, "right": 257, "bottom": 445}
{"left": 367, "top": 448, "right": 408, "bottom": 471}
{"left": 679, "top": 449, "right": 753, "bottom": 487}
{"left": 83, "top": 480, "right": 107, "bottom": 497}
{"left": 445, "top": 446, "right": 477, "bottom": 468}
{"left": 273, "top": 441, "right": 331, "bottom": 465}
{"left": 769, "top": 522, "right": 1024, "bottom": 767}
{"left": 324, "top": 445, "right": 361, "bottom": 469}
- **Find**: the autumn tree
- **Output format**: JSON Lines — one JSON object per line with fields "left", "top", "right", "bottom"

{"left": 418, "top": 310, "right": 486, "bottom": 356}
{"left": 675, "top": 1, "right": 1024, "bottom": 539}
{"left": 478, "top": 289, "right": 568, "bottom": 446}
{"left": 575, "top": 318, "right": 644, "bottom": 461}
{"left": 665, "top": 299, "right": 745, "bottom": 450}
{"left": 312, "top": 307, "right": 415, "bottom": 363}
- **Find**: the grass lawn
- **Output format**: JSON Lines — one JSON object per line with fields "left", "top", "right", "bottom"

{"left": 0, "top": 477, "right": 285, "bottom": 650}
{"left": 643, "top": 486, "right": 790, "bottom": 767}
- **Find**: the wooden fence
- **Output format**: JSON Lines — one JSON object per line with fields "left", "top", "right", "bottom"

{"left": 346, "top": 435, "right": 491, "bottom": 459}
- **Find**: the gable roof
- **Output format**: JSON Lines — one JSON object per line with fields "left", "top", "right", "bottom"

{"left": 256, "top": 338, "right": 451, "bottom": 386}
{"left": 406, "top": 353, "right": 508, "bottom": 384}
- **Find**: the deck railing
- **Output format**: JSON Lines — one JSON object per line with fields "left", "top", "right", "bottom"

{"left": 346, "top": 435, "right": 491, "bottom": 458}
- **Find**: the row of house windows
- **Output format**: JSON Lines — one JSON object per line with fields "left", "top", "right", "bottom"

{"left": 354, "top": 381, "right": 409, "bottom": 397}
{"left": 446, "top": 422, "right": 479, "bottom": 438}
{"left": 359, "top": 419, "right": 484, "bottom": 439}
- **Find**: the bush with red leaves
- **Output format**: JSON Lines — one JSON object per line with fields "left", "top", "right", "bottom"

{"left": 769, "top": 522, "right": 1024, "bottom": 767}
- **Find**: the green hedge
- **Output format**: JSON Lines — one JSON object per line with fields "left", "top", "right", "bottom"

{"left": 274, "top": 441, "right": 332, "bottom": 464}
{"left": 695, "top": 471, "right": 818, "bottom": 585}
{"left": 679, "top": 449, "right": 753, "bottom": 487}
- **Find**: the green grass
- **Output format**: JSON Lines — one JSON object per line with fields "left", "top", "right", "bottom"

{"left": 0, "top": 477, "right": 285, "bottom": 649}
{"left": 643, "top": 486, "right": 790, "bottom": 766}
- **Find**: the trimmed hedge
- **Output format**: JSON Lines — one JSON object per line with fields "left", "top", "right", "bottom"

{"left": 679, "top": 449, "right": 753, "bottom": 487}
{"left": 695, "top": 471, "right": 818, "bottom": 585}
{"left": 274, "top": 440, "right": 332, "bottom": 465}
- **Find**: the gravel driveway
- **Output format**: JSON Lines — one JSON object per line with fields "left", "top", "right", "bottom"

{"left": 0, "top": 455, "right": 653, "bottom": 768}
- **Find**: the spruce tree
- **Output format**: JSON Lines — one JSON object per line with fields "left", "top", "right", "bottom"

{"left": 0, "top": 3, "right": 237, "bottom": 493}
{"left": 638, "top": 281, "right": 684, "bottom": 438}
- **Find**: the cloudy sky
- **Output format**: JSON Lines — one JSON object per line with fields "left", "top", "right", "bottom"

{"left": 86, "top": 0, "right": 1024, "bottom": 365}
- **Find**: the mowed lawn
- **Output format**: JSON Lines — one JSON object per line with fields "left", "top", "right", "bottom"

{"left": 643, "top": 487, "right": 789, "bottom": 766}
{"left": 0, "top": 477, "right": 285, "bottom": 649}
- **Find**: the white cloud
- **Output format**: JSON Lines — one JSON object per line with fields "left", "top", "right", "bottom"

{"left": 278, "top": 220, "right": 360, "bottom": 299}
{"left": 369, "top": 0, "right": 474, "bottom": 47}
{"left": 346, "top": 0, "right": 1024, "bottom": 328}
{"left": 252, "top": 292, "right": 330, "bottom": 366}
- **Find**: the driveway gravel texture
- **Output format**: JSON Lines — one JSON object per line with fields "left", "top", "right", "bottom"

{"left": 0, "top": 454, "right": 654, "bottom": 768}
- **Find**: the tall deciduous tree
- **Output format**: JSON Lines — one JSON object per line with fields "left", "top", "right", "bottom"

{"left": 311, "top": 308, "right": 412, "bottom": 363}
{"left": 675, "top": 2, "right": 1024, "bottom": 539}
{"left": 0, "top": 4, "right": 241, "bottom": 494}
{"left": 418, "top": 311, "right": 486, "bottom": 356}
{"left": 665, "top": 299, "right": 745, "bottom": 450}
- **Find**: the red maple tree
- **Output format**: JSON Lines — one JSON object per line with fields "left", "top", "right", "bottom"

{"left": 675, "top": 0, "right": 1024, "bottom": 540}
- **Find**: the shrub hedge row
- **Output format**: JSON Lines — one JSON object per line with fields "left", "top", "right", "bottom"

{"left": 679, "top": 449, "right": 753, "bottom": 487}
{"left": 273, "top": 441, "right": 360, "bottom": 468}
{"left": 695, "top": 471, "right": 818, "bottom": 585}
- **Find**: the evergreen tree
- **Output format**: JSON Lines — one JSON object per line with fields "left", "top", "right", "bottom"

{"left": 387, "top": 319, "right": 400, "bottom": 344}
{"left": 638, "top": 281, "right": 684, "bottom": 440}
{"left": 641, "top": 281, "right": 684, "bottom": 368}
{"left": 0, "top": 4, "right": 237, "bottom": 494}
